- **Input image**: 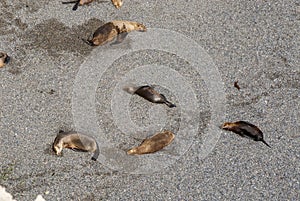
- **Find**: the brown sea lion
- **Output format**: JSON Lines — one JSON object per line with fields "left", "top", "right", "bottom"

{"left": 221, "top": 121, "right": 271, "bottom": 148}
{"left": 123, "top": 85, "right": 176, "bottom": 108}
{"left": 127, "top": 130, "right": 175, "bottom": 155}
{"left": 0, "top": 52, "right": 10, "bottom": 68}
{"left": 52, "top": 130, "right": 100, "bottom": 160}
{"left": 111, "top": 0, "right": 123, "bottom": 8}
{"left": 85, "top": 20, "right": 146, "bottom": 46}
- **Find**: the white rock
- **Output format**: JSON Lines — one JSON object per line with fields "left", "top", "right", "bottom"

{"left": 34, "top": 195, "right": 46, "bottom": 201}
{"left": 0, "top": 186, "right": 16, "bottom": 201}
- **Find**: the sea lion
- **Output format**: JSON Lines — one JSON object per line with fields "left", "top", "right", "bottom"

{"left": 85, "top": 20, "right": 146, "bottom": 46}
{"left": 0, "top": 52, "right": 10, "bottom": 68}
{"left": 127, "top": 130, "right": 175, "bottom": 155}
{"left": 221, "top": 121, "right": 271, "bottom": 148}
{"left": 52, "top": 130, "right": 100, "bottom": 160}
{"left": 62, "top": 0, "right": 94, "bottom": 11}
{"left": 123, "top": 85, "right": 176, "bottom": 108}
{"left": 111, "top": 0, "right": 123, "bottom": 8}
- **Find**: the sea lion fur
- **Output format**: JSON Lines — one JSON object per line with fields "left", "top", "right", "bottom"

{"left": 127, "top": 130, "right": 175, "bottom": 155}
{"left": 221, "top": 121, "right": 271, "bottom": 148}
{"left": 53, "top": 131, "right": 100, "bottom": 160}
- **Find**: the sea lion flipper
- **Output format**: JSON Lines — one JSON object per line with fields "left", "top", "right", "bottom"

{"left": 111, "top": 32, "right": 128, "bottom": 45}
{"left": 71, "top": 148, "right": 88, "bottom": 152}
{"left": 160, "top": 94, "right": 176, "bottom": 108}
{"left": 61, "top": 0, "right": 80, "bottom": 11}
{"left": 91, "top": 142, "right": 100, "bottom": 161}
{"left": 91, "top": 152, "right": 99, "bottom": 161}
{"left": 164, "top": 100, "right": 176, "bottom": 108}
{"left": 261, "top": 139, "right": 271, "bottom": 148}
{"left": 62, "top": 0, "right": 79, "bottom": 4}
{"left": 82, "top": 38, "right": 94, "bottom": 46}
{"left": 72, "top": 1, "right": 80, "bottom": 11}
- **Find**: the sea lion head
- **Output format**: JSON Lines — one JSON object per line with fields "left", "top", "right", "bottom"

{"left": 52, "top": 143, "right": 63, "bottom": 156}
{"left": 221, "top": 122, "right": 235, "bottom": 130}
{"left": 52, "top": 134, "right": 65, "bottom": 155}
{"left": 0, "top": 52, "right": 10, "bottom": 68}
{"left": 134, "top": 23, "right": 147, "bottom": 32}
{"left": 112, "top": 0, "right": 123, "bottom": 9}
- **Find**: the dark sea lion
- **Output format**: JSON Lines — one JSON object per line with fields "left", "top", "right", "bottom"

{"left": 0, "top": 52, "right": 10, "bottom": 68}
{"left": 127, "top": 130, "right": 175, "bottom": 155}
{"left": 123, "top": 85, "right": 176, "bottom": 108}
{"left": 221, "top": 121, "right": 271, "bottom": 148}
{"left": 53, "top": 131, "right": 100, "bottom": 160}
{"left": 85, "top": 20, "right": 146, "bottom": 46}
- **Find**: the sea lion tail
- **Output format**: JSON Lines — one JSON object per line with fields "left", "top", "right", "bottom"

{"left": 165, "top": 101, "right": 176, "bottom": 108}
{"left": 91, "top": 141, "right": 100, "bottom": 161}
{"left": 261, "top": 139, "right": 271, "bottom": 148}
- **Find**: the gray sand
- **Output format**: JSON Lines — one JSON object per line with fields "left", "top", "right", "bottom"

{"left": 0, "top": 0, "right": 299, "bottom": 200}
